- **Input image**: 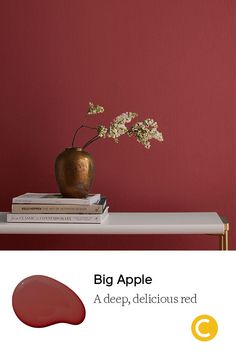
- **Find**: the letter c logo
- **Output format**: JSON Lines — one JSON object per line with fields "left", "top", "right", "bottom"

{"left": 191, "top": 315, "right": 218, "bottom": 341}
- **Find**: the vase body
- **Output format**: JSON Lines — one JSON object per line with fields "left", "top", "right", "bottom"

{"left": 55, "top": 148, "right": 95, "bottom": 198}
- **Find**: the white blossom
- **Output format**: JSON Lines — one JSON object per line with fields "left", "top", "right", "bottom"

{"left": 97, "top": 125, "right": 108, "bottom": 138}
{"left": 87, "top": 102, "right": 104, "bottom": 115}
{"left": 105, "top": 112, "right": 137, "bottom": 143}
{"left": 114, "top": 112, "right": 138, "bottom": 124}
{"left": 128, "top": 118, "right": 164, "bottom": 149}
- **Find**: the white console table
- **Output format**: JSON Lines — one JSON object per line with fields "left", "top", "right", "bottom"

{"left": 0, "top": 212, "right": 229, "bottom": 250}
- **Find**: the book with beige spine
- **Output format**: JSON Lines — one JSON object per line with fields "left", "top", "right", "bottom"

{"left": 11, "top": 197, "right": 107, "bottom": 214}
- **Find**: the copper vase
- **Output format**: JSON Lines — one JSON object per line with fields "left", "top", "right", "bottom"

{"left": 55, "top": 148, "right": 95, "bottom": 198}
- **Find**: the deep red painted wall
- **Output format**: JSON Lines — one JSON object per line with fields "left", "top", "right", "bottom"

{"left": 0, "top": 0, "right": 235, "bottom": 249}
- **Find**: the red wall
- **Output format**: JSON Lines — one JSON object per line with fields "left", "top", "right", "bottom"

{"left": 0, "top": 0, "right": 235, "bottom": 249}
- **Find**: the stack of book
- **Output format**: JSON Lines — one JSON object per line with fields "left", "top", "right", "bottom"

{"left": 7, "top": 193, "right": 109, "bottom": 224}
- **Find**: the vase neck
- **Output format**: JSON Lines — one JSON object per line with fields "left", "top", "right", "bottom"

{"left": 66, "top": 147, "right": 83, "bottom": 151}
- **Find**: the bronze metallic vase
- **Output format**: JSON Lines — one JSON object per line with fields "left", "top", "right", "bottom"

{"left": 55, "top": 148, "right": 95, "bottom": 198}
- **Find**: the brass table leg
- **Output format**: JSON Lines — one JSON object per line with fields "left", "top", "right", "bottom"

{"left": 219, "top": 220, "right": 229, "bottom": 251}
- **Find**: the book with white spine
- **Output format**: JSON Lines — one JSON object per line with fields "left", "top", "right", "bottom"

{"left": 11, "top": 197, "right": 107, "bottom": 214}
{"left": 7, "top": 207, "right": 109, "bottom": 224}
{"left": 12, "top": 193, "right": 101, "bottom": 205}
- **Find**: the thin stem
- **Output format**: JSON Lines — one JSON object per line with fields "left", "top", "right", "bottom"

{"left": 71, "top": 125, "right": 97, "bottom": 147}
{"left": 82, "top": 135, "right": 100, "bottom": 150}
{"left": 71, "top": 125, "right": 82, "bottom": 147}
{"left": 82, "top": 125, "right": 97, "bottom": 130}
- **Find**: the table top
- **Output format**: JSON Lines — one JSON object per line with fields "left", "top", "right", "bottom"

{"left": 0, "top": 212, "right": 225, "bottom": 235}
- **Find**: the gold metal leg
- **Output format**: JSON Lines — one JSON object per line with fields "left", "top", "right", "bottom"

{"left": 220, "top": 235, "right": 224, "bottom": 250}
{"left": 219, "top": 222, "right": 229, "bottom": 251}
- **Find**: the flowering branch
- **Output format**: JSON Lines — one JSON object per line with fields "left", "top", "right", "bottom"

{"left": 71, "top": 102, "right": 164, "bottom": 150}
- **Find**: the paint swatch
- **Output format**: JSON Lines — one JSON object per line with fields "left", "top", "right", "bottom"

{"left": 12, "top": 275, "right": 86, "bottom": 328}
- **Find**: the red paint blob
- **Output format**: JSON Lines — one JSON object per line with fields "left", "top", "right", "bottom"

{"left": 12, "top": 275, "right": 86, "bottom": 328}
